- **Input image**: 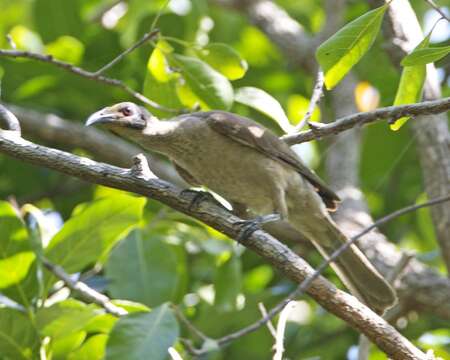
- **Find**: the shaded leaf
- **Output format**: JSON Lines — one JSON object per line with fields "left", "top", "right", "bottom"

{"left": 105, "top": 231, "right": 179, "bottom": 307}
{"left": 235, "top": 86, "right": 293, "bottom": 132}
{"left": 214, "top": 254, "right": 242, "bottom": 312}
{"left": 0, "top": 308, "right": 39, "bottom": 359}
{"left": 105, "top": 304, "right": 179, "bottom": 360}
{"left": 316, "top": 4, "right": 387, "bottom": 89}
{"left": 401, "top": 45, "right": 450, "bottom": 66}
{"left": 171, "top": 54, "right": 234, "bottom": 110}
{"left": 196, "top": 43, "right": 248, "bottom": 80}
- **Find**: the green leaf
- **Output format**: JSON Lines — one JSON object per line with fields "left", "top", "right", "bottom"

{"left": 143, "top": 42, "right": 183, "bottom": 118}
{"left": 195, "top": 43, "right": 248, "bottom": 80}
{"left": 105, "top": 304, "right": 179, "bottom": 360}
{"left": 45, "top": 35, "right": 85, "bottom": 65}
{"left": 234, "top": 87, "right": 293, "bottom": 132}
{"left": 45, "top": 194, "right": 145, "bottom": 274}
{"left": 68, "top": 334, "right": 108, "bottom": 360}
{"left": 316, "top": 4, "right": 387, "bottom": 89}
{"left": 0, "top": 308, "right": 39, "bottom": 359}
{"left": 391, "top": 36, "right": 430, "bottom": 131}
{"left": 401, "top": 46, "right": 450, "bottom": 66}
{"left": 0, "top": 201, "right": 37, "bottom": 305}
{"left": 214, "top": 254, "right": 242, "bottom": 312}
{"left": 51, "top": 331, "right": 86, "bottom": 359}
{"left": 105, "top": 231, "right": 179, "bottom": 307}
{"left": 36, "top": 299, "right": 100, "bottom": 339}
{"left": 171, "top": 54, "right": 234, "bottom": 110}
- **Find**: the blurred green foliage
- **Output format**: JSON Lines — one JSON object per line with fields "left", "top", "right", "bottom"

{"left": 0, "top": 0, "right": 449, "bottom": 359}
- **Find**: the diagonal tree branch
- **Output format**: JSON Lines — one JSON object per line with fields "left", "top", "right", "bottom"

{"left": 0, "top": 126, "right": 426, "bottom": 359}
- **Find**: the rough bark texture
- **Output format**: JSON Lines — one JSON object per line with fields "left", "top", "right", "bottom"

{"left": 370, "top": 0, "right": 450, "bottom": 274}
{"left": 0, "top": 131, "right": 426, "bottom": 359}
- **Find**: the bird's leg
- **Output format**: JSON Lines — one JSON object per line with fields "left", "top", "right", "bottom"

{"left": 235, "top": 187, "right": 288, "bottom": 242}
{"left": 235, "top": 214, "right": 282, "bottom": 243}
{"left": 180, "top": 189, "right": 223, "bottom": 212}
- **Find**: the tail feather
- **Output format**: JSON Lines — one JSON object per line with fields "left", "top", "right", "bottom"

{"left": 310, "top": 223, "right": 396, "bottom": 314}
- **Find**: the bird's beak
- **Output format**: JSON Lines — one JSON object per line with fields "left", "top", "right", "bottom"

{"left": 85, "top": 110, "right": 117, "bottom": 127}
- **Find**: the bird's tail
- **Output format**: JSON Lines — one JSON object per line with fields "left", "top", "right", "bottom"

{"left": 309, "top": 222, "right": 396, "bottom": 314}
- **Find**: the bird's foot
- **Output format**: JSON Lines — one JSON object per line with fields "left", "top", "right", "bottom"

{"left": 180, "top": 189, "right": 219, "bottom": 211}
{"left": 235, "top": 213, "right": 281, "bottom": 243}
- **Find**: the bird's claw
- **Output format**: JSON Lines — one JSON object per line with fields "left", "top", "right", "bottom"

{"left": 180, "top": 189, "right": 218, "bottom": 211}
{"left": 235, "top": 213, "right": 281, "bottom": 243}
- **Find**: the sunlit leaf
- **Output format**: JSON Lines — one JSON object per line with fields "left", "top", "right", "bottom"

{"left": 105, "top": 304, "right": 179, "bottom": 360}
{"left": 45, "top": 35, "right": 84, "bottom": 64}
{"left": 235, "top": 86, "right": 293, "bottom": 132}
{"left": 391, "top": 35, "right": 429, "bottom": 131}
{"left": 9, "top": 25, "right": 44, "bottom": 52}
{"left": 171, "top": 54, "right": 234, "bottom": 110}
{"left": 45, "top": 194, "right": 145, "bottom": 275}
{"left": 287, "top": 94, "right": 321, "bottom": 127}
{"left": 52, "top": 331, "right": 86, "bottom": 358}
{"left": 196, "top": 43, "right": 248, "bottom": 80}
{"left": 144, "top": 43, "right": 183, "bottom": 118}
{"left": 68, "top": 334, "right": 108, "bottom": 360}
{"left": 316, "top": 4, "right": 387, "bottom": 89}
{"left": 105, "top": 231, "right": 179, "bottom": 307}
{"left": 36, "top": 299, "right": 100, "bottom": 339}
{"left": 401, "top": 45, "right": 450, "bottom": 66}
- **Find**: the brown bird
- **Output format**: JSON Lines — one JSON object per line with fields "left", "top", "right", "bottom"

{"left": 86, "top": 102, "right": 396, "bottom": 313}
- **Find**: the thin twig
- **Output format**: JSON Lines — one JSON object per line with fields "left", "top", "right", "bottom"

{"left": 273, "top": 301, "right": 296, "bottom": 360}
{"left": 294, "top": 69, "right": 324, "bottom": 131}
{"left": 282, "top": 97, "right": 450, "bottom": 145}
{"left": 41, "top": 257, "right": 127, "bottom": 317}
{"left": 258, "top": 302, "right": 277, "bottom": 338}
{"left": 424, "top": 0, "right": 450, "bottom": 22}
{"left": 0, "top": 49, "right": 179, "bottom": 113}
{"left": 171, "top": 305, "right": 209, "bottom": 341}
{"left": 94, "top": 29, "right": 160, "bottom": 75}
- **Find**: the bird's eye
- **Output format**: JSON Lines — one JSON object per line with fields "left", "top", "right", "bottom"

{"left": 120, "top": 107, "right": 132, "bottom": 116}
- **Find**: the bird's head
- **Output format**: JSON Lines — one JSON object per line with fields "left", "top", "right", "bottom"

{"left": 85, "top": 102, "right": 154, "bottom": 134}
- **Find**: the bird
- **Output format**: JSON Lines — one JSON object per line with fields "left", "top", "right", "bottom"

{"left": 86, "top": 102, "right": 396, "bottom": 313}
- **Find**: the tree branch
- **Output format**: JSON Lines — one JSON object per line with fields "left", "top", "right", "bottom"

{"left": 282, "top": 97, "right": 450, "bottom": 145}
{"left": 0, "top": 127, "right": 426, "bottom": 359}
{"left": 41, "top": 257, "right": 127, "bottom": 317}
{"left": 0, "top": 49, "right": 177, "bottom": 113}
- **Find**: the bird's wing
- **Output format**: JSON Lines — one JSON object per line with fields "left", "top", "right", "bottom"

{"left": 172, "top": 161, "right": 202, "bottom": 187}
{"left": 198, "top": 111, "right": 340, "bottom": 210}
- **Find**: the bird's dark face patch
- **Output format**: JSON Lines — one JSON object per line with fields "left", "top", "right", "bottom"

{"left": 86, "top": 102, "right": 148, "bottom": 130}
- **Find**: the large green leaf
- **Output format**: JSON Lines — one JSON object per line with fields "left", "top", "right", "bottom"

{"left": 0, "top": 308, "right": 39, "bottom": 359}
{"left": 171, "top": 54, "right": 234, "bottom": 110}
{"left": 316, "top": 4, "right": 387, "bottom": 89}
{"left": 143, "top": 42, "right": 183, "bottom": 118}
{"left": 105, "top": 230, "right": 179, "bottom": 307}
{"left": 105, "top": 304, "right": 178, "bottom": 360}
{"left": 401, "top": 45, "right": 450, "bottom": 66}
{"left": 45, "top": 194, "right": 146, "bottom": 274}
{"left": 68, "top": 334, "right": 108, "bottom": 360}
{"left": 0, "top": 201, "right": 37, "bottom": 305}
{"left": 196, "top": 43, "right": 248, "bottom": 80}
{"left": 234, "top": 87, "right": 293, "bottom": 132}
{"left": 214, "top": 254, "right": 242, "bottom": 312}
{"left": 36, "top": 299, "right": 100, "bottom": 339}
{"left": 391, "top": 36, "right": 429, "bottom": 131}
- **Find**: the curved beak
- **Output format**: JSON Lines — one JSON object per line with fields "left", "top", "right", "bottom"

{"left": 85, "top": 109, "right": 117, "bottom": 127}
